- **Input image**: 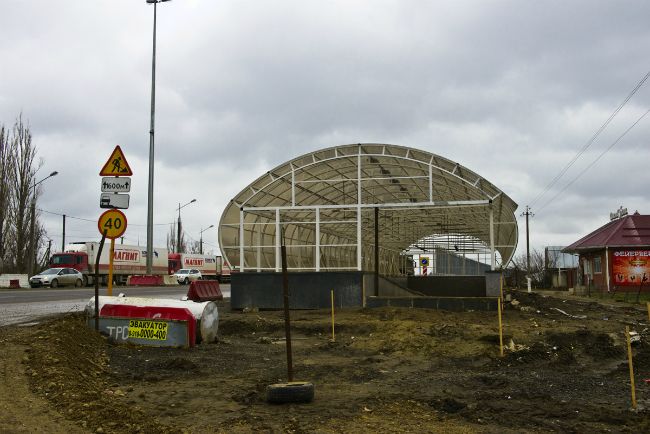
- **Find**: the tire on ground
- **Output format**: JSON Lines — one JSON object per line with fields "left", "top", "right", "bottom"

{"left": 266, "top": 382, "right": 314, "bottom": 404}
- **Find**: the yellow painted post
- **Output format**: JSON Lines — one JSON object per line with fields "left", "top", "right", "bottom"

{"left": 647, "top": 302, "right": 650, "bottom": 322}
{"left": 330, "top": 289, "right": 335, "bottom": 342}
{"left": 498, "top": 297, "right": 504, "bottom": 357}
{"left": 625, "top": 326, "right": 637, "bottom": 409}
{"left": 500, "top": 274, "right": 504, "bottom": 309}
{"left": 107, "top": 238, "right": 115, "bottom": 297}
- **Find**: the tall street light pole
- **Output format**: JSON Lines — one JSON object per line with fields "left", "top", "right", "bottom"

{"left": 29, "top": 171, "right": 58, "bottom": 275}
{"left": 145, "top": 0, "right": 171, "bottom": 275}
{"left": 199, "top": 224, "right": 214, "bottom": 254}
{"left": 177, "top": 199, "right": 196, "bottom": 253}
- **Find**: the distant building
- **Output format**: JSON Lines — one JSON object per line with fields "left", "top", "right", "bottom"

{"left": 563, "top": 211, "right": 650, "bottom": 292}
{"left": 544, "top": 246, "right": 579, "bottom": 288}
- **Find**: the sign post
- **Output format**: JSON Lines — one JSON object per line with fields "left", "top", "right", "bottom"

{"left": 98, "top": 209, "right": 128, "bottom": 296}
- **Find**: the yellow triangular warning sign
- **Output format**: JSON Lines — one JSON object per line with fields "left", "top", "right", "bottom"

{"left": 100, "top": 145, "right": 133, "bottom": 176}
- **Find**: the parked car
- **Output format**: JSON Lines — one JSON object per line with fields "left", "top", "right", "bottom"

{"left": 29, "top": 267, "right": 84, "bottom": 288}
{"left": 174, "top": 268, "right": 202, "bottom": 284}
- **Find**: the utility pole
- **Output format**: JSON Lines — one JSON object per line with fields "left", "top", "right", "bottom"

{"left": 62, "top": 214, "right": 66, "bottom": 251}
{"left": 521, "top": 206, "right": 534, "bottom": 276}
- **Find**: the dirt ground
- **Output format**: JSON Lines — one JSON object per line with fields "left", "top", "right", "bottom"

{"left": 1, "top": 289, "right": 650, "bottom": 433}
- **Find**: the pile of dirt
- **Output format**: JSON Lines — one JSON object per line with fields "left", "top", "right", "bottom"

{"left": 1, "top": 291, "right": 649, "bottom": 432}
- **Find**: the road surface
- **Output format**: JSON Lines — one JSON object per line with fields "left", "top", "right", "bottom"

{"left": 0, "top": 284, "right": 231, "bottom": 327}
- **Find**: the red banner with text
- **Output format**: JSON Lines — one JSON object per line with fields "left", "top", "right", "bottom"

{"left": 612, "top": 250, "right": 650, "bottom": 286}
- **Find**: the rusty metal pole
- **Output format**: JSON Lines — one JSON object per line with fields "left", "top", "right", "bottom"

{"left": 281, "top": 238, "right": 293, "bottom": 382}
{"left": 94, "top": 231, "right": 107, "bottom": 331}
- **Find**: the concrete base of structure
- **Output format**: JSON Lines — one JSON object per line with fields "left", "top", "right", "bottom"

{"left": 232, "top": 271, "right": 501, "bottom": 311}
{"left": 366, "top": 296, "right": 499, "bottom": 311}
{"left": 231, "top": 271, "right": 365, "bottom": 310}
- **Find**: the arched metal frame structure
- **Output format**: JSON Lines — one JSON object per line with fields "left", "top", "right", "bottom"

{"left": 219, "top": 144, "right": 518, "bottom": 275}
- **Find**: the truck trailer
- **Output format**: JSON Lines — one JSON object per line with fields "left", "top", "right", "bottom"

{"left": 50, "top": 242, "right": 169, "bottom": 286}
{"left": 168, "top": 253, "right": 232, "bottom": 282}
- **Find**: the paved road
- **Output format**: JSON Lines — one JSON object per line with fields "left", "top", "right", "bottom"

{"left": 0, "top": 284, "right": 231, "bottom": 327}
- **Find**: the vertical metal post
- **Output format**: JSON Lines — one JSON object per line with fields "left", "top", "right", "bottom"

{"left": 357, "top": 149, "right": 362, "bottom": 271}
{"left": 145, "top": 1, "right": 158, "bottom": 275}
{"left": 489, "top": 204, "right": 495, "bottom": 271}
{"left": 256, "top": 222, "right": 261, "bottom": 272}
{"left": 429, "top": 164, "right": 433, "bottom": 202}
{"left": 315, "top": 208, "right": 320, "bottom": 271}
{"left": 94, "top": 230, "right": 107, "bottom": 331}
{"left": 605, "top": 246, "right": 610, "bottom": 292}
{"left": 177, "top": 203, "right": 182, "bottom": 254}
{"left": 107, "top": 238, "right": 115, "bottom": 297}
{"left": 291, "top": 166, "right": 296, "bottom": 206}
{"left": 62, "top": 214, "right": 66, "bottom": 251}
{"left": 28, "top": 192, "right": 36, "bottom": 275}
{"left": 275, "top": 208, "right": 281, "bottom": 272}
{"left": 239, "top": 209, "right": 245, "bottom": 272}
{"left": 374, "top": 207, "right": 379, "bottom": 296}
{"left": 280, "top": 240, "right": 293, "bottom": 382}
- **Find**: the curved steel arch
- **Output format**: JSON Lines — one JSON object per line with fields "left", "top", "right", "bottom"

{"left": 219, "top": 143, "right": 518, "bottom": 275}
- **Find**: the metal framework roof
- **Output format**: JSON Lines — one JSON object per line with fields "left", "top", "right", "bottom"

{"left": 219, "top": 143, "right": 519, "bottom": 274}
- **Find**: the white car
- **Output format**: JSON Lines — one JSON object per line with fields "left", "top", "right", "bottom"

{"left": 30, "top": 267, "right": 84, "bottom": 288}
{"left": 174, "top": 268, "right": 202, "bottom": 285}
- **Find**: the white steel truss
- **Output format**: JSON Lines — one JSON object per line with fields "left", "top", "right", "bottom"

{"left": 219, "top": 144, "right": 519, "bottom": 275}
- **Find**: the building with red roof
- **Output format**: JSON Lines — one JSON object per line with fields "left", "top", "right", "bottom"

{"left": 564, "top": 211, "right": 650, "bottom": 292}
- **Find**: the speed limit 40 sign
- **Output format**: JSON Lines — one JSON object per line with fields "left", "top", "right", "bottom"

{"left": 98, "top": 209, "right": 127, "bottom": 239}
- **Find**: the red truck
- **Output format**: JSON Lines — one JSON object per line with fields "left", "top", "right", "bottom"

{"left": 50, "top": 242, "right": 232, "bottom": 285}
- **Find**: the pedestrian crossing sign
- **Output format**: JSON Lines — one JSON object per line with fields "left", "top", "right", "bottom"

{"left": 100, "top": 145, "right": 133, "bottom": 176}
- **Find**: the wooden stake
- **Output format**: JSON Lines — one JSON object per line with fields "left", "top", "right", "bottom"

{"left": 647, "top": 302, "right": 650, "bottom": 322}
{"left": 330, "top": 289, "right": 335, "bottom": 342}
{"left": 498, "top": 298, "right": 504, "bottom": 357}
{"left": 625, "top": 326, "right": 637, "bottom": 409}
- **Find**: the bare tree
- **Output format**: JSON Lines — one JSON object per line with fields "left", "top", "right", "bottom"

{"left": 7, "top": 115, "right": 41, "bottom": 273}
{"left": 511, "top": 248, "right": 546, "bottom": 286}
{"left": 166, "top": 223, "right": 187, "bottom": 254}
{"left": 0, "top": 124, "right": 14, "bottom": 272}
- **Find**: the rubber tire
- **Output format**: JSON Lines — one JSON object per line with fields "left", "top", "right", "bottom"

{"left": 266, "top": 382, "right": 314, "bottom": 404}
{"left": 184, "top": 278, "right": 189, "bottom": 285}
{"left": 75, "top": 279, "right": 82, "bottom": 288}
{"left": 82, "top": 276, "right": 88, "bottom": 287}
{"left": 50, "top": 279, "right": 58, "bottom": 289}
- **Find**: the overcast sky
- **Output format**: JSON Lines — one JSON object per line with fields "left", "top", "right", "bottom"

{"left": 1, "top": 0, "right": 649, "bottom": 260}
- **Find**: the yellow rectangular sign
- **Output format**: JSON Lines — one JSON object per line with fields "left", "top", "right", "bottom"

{"left": 128, "top": 319, "right": 168, "bottom": 340}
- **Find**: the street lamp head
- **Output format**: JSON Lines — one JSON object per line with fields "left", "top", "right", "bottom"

{"left": 190, "top": 199, "right": 197, "bottom": 203}
{"left": 208, "top": 224, "right": 214, "bottom": 229}
{"left": 50, "top": 171, "right": 58, "bottom": 177}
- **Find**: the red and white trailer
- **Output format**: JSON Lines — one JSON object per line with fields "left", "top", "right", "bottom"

{"left": 50, "top": 242, "right": 169, "bottom": 286}
{"left": 168, "top": 253, "right": 231, "bottom": 282}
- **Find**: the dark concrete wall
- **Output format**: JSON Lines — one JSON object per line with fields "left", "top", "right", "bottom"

{"left": 406, "top": 275, "right": 486, "bottom": 296}
{"left": 231, "top": 271, "right": 364, "bottom": 309}
{"left": 366, "top": 296, "right": 498, "bottom": 311}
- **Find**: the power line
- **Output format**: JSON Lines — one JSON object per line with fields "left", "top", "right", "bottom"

{"left": 537, "top": 108, "right": 650, "bottom": 213}
{"left": 37, "top": 208, "right": 173, "bottom": 226}
{"left": 529, "top": 70, "right": 650, "bottom": 207}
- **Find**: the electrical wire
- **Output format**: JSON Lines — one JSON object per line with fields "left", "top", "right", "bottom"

{"left": 529, "top": 70, "right": 650, "bottom": 208}
{"left": 537, "top": 108, "right": 650, "bottom": 213}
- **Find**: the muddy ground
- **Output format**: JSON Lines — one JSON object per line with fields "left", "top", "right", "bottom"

{"left": 1, "top": 289, "right": 650, "bottom": 433}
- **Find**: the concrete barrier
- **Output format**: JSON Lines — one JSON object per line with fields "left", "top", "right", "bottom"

{"left": 163, "top": 275, "right": 179, "bottom": 285}
{"left": 187, "top": 280, "right": 223, "bottom": 301}
{"left": 128, "top": 275, "right": 164, "bottom": 286}
{"left": 0, "top": 274, "right": 29, "bottom": 288}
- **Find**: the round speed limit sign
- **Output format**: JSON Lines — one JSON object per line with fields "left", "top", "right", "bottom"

{"left": 97, "top": 209, "right": 127, "bottom": 239}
